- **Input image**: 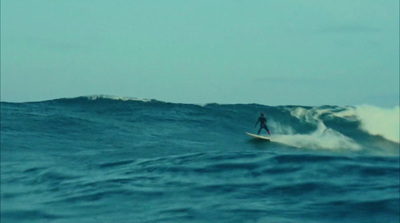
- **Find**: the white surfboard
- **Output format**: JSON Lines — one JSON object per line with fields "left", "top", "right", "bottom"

{"left": 246, "top": 132, "right": 271, "bottom": 141}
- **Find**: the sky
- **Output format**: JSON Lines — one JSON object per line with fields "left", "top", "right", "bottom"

{"left": 1, "top": 0, "right": 399, "bottom": 106}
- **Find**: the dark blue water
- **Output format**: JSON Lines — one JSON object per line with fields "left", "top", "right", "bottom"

{"left": 1, "top": 96, "right": 399, "bottom": 223}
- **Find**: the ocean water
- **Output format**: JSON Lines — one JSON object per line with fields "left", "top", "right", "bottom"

{"left": 1, "top": 95, "right": 399, "bottom": 223}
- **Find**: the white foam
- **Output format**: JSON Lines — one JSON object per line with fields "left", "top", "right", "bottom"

{"left": 274, "top": 105, "right": 400, "bottom": 150}
{"left": 273, "top": 120, "right": 361, "bottom": 151}
{"left": 84, "top": 95, "right": 152, "bottom": 102}
{"left": 273, "top": 106, "right": 362, "bottom": 150}
{"left": 354, "top": 105, "right": 400, "bottom": 143}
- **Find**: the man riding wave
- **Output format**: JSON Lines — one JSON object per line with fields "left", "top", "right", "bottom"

{"left": 255, "top": 113, "right": 271, "bottom": 135}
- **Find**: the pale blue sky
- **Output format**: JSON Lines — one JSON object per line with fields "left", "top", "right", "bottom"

{"left": 1, "top": 0, "right": 399, "bottom": 106}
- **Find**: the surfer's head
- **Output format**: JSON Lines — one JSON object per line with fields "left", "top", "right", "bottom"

{"left": 261, "top": 113, "right": 264, "bottom": 116}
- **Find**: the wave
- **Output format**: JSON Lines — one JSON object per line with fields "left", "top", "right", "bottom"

{"left": 3, "top": 95, "right": 398, "bottom": 153}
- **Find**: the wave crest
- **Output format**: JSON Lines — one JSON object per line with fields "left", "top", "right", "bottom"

{"left": 354, "top": 105, "right": 400, "bottom": 143}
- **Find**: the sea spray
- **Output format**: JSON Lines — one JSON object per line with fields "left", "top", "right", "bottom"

{"left": 354, "top": 105, "right": 400, "bottom": 143}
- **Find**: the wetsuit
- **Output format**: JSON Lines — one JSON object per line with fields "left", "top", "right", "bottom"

{"left": 255, "top": 116, "right": 270, "bottom": 135}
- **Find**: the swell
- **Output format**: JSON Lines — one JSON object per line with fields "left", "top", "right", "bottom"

{"left": 2, "top": 148, "right": 399, "bottom": 223}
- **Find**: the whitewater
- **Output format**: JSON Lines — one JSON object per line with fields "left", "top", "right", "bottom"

{"left": 1, "top": 95, "right": 399, "bottom": 223}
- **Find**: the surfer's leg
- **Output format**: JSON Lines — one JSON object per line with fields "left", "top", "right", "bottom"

{"left": 264, "top": 125, "right": 271, "bottom": 135}
{"left": 257, "top": 127, "right": 262, "bottom": 134}
{"left": 265, "top": 125, "right": 271, "bottom": 135}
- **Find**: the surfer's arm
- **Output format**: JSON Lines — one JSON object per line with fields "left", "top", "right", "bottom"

{"left": 254, "top": 119, "right": 259, "bottom": 127}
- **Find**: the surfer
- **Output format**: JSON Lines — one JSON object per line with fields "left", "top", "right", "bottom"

{"left": 255, "top": 113, "right": 271, "bottom": 135}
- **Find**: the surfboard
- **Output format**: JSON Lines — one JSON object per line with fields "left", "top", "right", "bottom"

{"left": 246, "top": 132, "right": 270, "bottom": 141}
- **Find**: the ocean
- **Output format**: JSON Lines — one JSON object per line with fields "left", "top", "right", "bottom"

{"left": 1, "top": 95, "right": 399, "bottom": 223}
